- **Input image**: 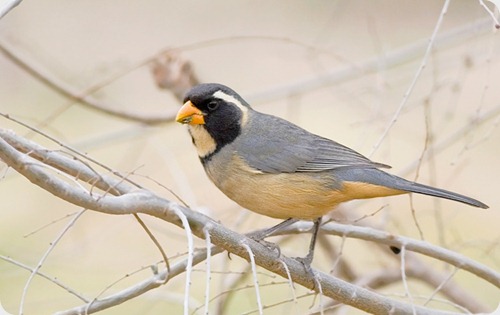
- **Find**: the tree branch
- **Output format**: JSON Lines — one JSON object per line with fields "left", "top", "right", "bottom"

{"left": 0, "top": 129, "right": 478, "bottom": 314}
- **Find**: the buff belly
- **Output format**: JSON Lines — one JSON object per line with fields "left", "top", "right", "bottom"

{"left": 217, "top": 172, "right": 344, "bottom": 220}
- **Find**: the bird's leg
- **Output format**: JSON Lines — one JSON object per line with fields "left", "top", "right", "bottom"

{"left": 247, "top": 218, "right": 299, "bottom": 256}
{"left": 294, "top": 217, "right": 322, "bottom": 271}
{"left": 247, "top": 217, "right": 299, "bottom": 240}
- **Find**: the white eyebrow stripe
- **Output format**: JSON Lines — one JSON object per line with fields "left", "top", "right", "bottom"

{"left": 213, "top": 90, "right": 249, "bottom": 127}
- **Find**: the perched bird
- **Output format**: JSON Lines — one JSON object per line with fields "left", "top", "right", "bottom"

{"left": 175, "top": 83, "right": 488, "bottom": 266}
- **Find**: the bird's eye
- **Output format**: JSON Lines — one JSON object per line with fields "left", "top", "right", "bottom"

{"left": 207, "top": 101, "right": 219, "bottom": 111}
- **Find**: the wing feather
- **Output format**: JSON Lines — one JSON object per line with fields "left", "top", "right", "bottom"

{"left": 234, "top": 111, "right": 389, "bottom": 174}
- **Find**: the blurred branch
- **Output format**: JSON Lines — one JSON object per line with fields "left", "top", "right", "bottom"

{"left": 404, "top": 256, "right": 489, "bottom": 313}
{"left": 0, "top": 129, "right": 472, "bottom": 315}
{"left": 0, "top": 17, "right": 493, "bottom": 129}
{"left": 0, "top": 40, "right": 181, "bottom": 124}
{"left": 151, "top": 51, "right": 199, "bottom": 101}
{"left": 401, "top": 103, "right": 500, "bottom": 176}
{"left": 245, "top": 18, "right": 493, "bottom": 105}
{"left": 0, "top": 0, "right": 21, "bottom": 19}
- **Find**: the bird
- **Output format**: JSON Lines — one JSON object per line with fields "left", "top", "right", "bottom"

{"left": 175, "top": 83, "right": 488, "bottom": 267}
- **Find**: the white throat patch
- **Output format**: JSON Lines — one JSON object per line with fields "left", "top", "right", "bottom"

{"left": 188, "top": 125, "right": 217, "bottom": 158}
{"left": 213, "top": 90, "right": 249, "bottom": 127}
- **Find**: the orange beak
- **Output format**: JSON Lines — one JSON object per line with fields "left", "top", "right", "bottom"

{"left": 176, "top": 101, "right": 205, "bottom": 125}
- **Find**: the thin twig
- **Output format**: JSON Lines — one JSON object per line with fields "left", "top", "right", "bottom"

{"left": 203, "top": 228, "right": 212, "bottom": 315}
{"left": 400, "top": 246, "right": 417, "bottom": 315}
{"left": 132, "top": 213, "right": 171, "bottom": 275}
{"left": 19, "top": 209, "right": 86, "bottom": 315}
{"left": 279, "top": 259, "right": 298, "bottom": 312}
{"left": 247, "top": 18, "right": 492, "bottom": 105}
{"left": 424, "top": 267, "right": 459, "bottom": 307}
{"left": 479, "top": 0, "right": 500, "bottom": 28}
{"left": 0, "top": 255, "right": 89, "bottom": 302}
{"left": 242, "top": 243, "right": 263, "bottom": 315}
{"left": 399, "top": 103, "right": 500, "bottom": 177}
{"left": 22, "top": 211, "right": 80, "bottom": 238}
{"left": 171, "top": 205, "right": 195, "bottom": 315}
{"left": 83, "top": 263, "right": 163, "bottom": 313}
{"left": 369, "top": 0, "right": 451, "bottom": 156}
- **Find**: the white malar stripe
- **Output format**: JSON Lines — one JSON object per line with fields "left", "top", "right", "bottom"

{"left": 213, "top": 90, "right": 249, "bottom": 126}
{"left": 188, "top": 125, "right": 217, "bottom": 158}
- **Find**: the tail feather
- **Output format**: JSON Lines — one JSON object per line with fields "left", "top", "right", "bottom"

{"left": 335, "top": 168, "right": 488, "bottom": 209}
{"left": 400, "top": 180, "right": 488, "bottom": 209}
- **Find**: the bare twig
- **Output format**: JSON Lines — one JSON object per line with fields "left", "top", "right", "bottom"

{"left": 400, "top": 103, "right": 500, "bottom": 176}
{"left": 171, "top": 205, "right": 195, "bottom": 315}
{"left": 400, "top": 246, "right": 417, "bottom": 315}
{"left": 0, "top": 255, "right": 89, "bottom": 302}
{"left": 405, "top": 255, "right": 489, "bottom": 313}
{"left": 479, "top": 0, "right": 500, "bottom": 28}
{"left": 242, "top": 243, "right": 263, "bottom": 315}
{"left": 246, "top": 18, "right": 492, "bottom": 105}
{"left": 0, "top": 0, "right": 21, "bottom": 19}
{"left": 279, "top": 259, "right": 298, "bottom": 310}
{"left": 369, "top": 0, "right": 451, "bottom": 156}
{"left": 132, "top": 213, "right": 171, "bottom": 275}
{"left": 203, "top": 228, "right": 212, "bottom": 315}
{"left": 20, "top": 209, "right": 86, "bottom": 315}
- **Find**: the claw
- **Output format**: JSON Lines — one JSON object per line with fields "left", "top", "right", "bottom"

{"left": 249, "top": 235, "right": 282, "bottom": 257}
{"left": 294, "top": 256, "right": 313, "bottom": 273}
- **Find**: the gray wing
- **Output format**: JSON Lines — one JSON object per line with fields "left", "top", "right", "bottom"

{"left": 234, "top": 111, "right": 390, "bottom": 174}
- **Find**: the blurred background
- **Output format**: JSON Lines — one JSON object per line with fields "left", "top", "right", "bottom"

{"left": 0, "top": 1, "right": 499, "bottom": 314}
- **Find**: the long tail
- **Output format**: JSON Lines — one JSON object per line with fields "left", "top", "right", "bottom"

{"left": 335, "top": 168, "right": 489, "bottom": 209}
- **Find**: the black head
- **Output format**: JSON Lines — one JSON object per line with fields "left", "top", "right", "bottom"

{"left": 177, "top": 83, "right": 251, "bottom": 161}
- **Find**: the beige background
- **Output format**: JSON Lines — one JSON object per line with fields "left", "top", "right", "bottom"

{"left": 0, "top": 1, "right": 499, "bottom": 314}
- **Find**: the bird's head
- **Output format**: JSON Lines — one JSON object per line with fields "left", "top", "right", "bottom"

{"left": 176, "top": 83, "right": 251, "bottom": 160}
